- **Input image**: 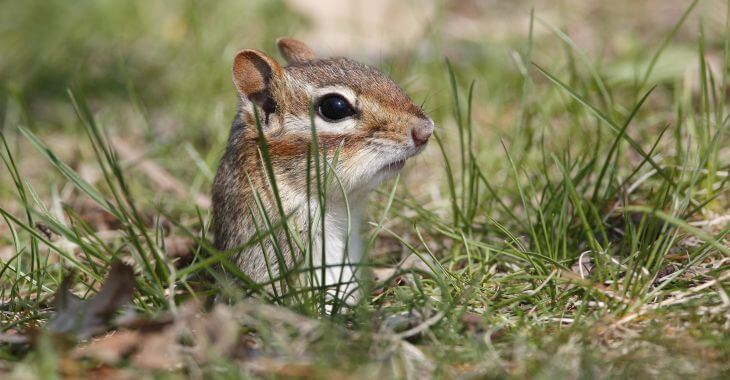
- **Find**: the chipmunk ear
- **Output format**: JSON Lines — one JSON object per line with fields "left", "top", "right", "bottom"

{"left": 232, "top": 49, "right": 283, "bottom": 115}
{"left": 276, "top": 37, "right": 316, "bottom": 64}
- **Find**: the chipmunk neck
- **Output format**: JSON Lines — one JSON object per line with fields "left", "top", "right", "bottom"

{"left": 318, "top": 200, "right": 364, "bottom": 261}
{"left": 313, "top": 200, "right": 364, "bottom": 303}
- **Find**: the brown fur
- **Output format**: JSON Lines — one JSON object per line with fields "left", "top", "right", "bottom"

{"left": 212, "top": 38, "right": 431, "bottom": 286}
{"left": 276, "top": 37, "right": 316, "bottom": 63}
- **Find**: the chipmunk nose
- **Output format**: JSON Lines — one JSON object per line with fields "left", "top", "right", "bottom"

{"left": 411, "top": 119, "right": 435, "bottom": 147}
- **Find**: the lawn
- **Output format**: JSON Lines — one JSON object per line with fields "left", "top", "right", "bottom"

{"left": 1, "top": 0, "right": 728, "bottom": 378}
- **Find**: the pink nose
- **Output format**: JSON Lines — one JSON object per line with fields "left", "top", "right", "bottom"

{"left": 411, "top": 120, "right": 435, "bottom": 147}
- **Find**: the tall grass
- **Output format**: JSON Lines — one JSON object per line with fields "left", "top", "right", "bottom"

{"left": 0, "top": 0, "right": 728, "bottom": 378}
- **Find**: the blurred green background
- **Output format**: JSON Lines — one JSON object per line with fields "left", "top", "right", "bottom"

{"left": 0, "top": 2, "right": 724, "bottom": 145}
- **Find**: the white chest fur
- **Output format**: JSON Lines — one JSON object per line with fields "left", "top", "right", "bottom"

{"left": 308, "top": 201, "right": 364, "bottom": 304}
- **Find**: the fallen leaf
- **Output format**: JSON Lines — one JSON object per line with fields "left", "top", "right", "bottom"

{"left": 47, "top": 261, "right": 136, "bottom": 339}
{"left": 73, "top": 330, "right": 141, "bottom": 364}
{"left": 72, "top": 324, "right": 183, "bottom": 370}
{"left": 130, "top": 327, "right": 182, "bottom": 370}
{"left": 189, "top": 305, "right": 239, "bottom": 362}
{"left": 73, "top": 301, "right": 240, "bottom": 370}
{"left": 244, "top": 358, "right": 351, "bottom": 379}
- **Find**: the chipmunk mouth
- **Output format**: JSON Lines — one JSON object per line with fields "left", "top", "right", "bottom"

{"left": 372, "top": 144, "right": 426, "bottom": 177}
{"left": 381, "top": 159, "right": 406, "bottom": 173}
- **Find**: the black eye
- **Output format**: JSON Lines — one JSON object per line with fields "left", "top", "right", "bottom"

{"left": 317, "top": 94, "right": 356, "bottom": 121}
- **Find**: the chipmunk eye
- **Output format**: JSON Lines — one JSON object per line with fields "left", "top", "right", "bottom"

{"left": 317, "top": 94, "right": 356, "bottom": 121}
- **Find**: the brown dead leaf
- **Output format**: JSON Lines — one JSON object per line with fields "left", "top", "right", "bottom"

{"left": 47, "top": 261, "right": 136, "bottom": 339}
{"left": 130, "top": 327, "right": 182, "bottom": 370}
{"left": 73, "top": 327, "right": 183, "bottom": 371}
{"left": 73, "top": 302, "right": 243, "bottom": 370}
{"left": 73, "top": 330, "right": 141, "bottom": 364}
{"left": 244, "top": 357, "right": 352, "bottom": 379}
{"left": 74, "top": 316, "right": 183, "bottom": 370}
{"left": 83, "top": 365, "right": 138, "bottom": 380}
{"left": 189, "top": 305, "right": 239, "bottom": 362}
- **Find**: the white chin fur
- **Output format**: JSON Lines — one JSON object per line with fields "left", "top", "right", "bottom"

{"left": 340, "top": 147, "right": 405, "bottom": 193}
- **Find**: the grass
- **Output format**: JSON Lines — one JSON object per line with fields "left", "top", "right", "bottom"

{"left": 1, "top": 0, "right": 729, "bottom": 378}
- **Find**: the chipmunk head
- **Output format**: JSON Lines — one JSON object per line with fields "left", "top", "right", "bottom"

{"left": 230, "top": 37, "right": 434, "bottom": 194}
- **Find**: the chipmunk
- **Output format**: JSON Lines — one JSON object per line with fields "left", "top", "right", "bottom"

{"left": 212, "top": 37, "right": 434, "bottom": 304}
